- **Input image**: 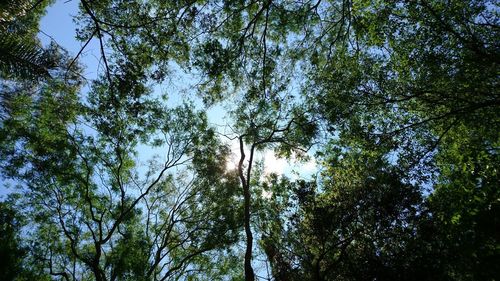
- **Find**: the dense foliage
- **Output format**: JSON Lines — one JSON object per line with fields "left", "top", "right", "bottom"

{"left": 0, "top": 0, "right": 498, "bottom": 280}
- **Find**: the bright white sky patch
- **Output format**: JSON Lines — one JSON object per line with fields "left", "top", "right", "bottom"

{"left": 263, "top": 150, "right": 288, "bottom": 175}
{"left": 225, "top": 138, "right": 318, "bottom": 180}
{"left": 225, "top": 139, "right": 244, "bottom": 171}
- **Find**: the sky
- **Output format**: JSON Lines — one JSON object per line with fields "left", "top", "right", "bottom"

{"left": 1, "top": 0, "right": 318, "bottom": 199}
{"left": 38, "top": 0, "right": 100, "bottom": 80}
{"left": 0, "top": 2, "right": 319, "bottom": 278}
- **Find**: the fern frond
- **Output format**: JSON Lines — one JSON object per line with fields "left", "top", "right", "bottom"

{"left": 0, "top": 32, "right": 57, "bottom": 80}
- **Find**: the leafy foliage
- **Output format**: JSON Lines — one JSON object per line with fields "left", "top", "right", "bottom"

{"left": 0, "top": 0, "right": 498, "bottom": 280}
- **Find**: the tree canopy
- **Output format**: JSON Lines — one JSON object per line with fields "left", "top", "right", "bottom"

{"left": 0, "top": 0, "right": 498, "bottom": 280}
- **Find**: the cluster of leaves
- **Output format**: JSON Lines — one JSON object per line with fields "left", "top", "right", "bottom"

{"left": 0, "top": 0, "right": 65, "bottom": 80}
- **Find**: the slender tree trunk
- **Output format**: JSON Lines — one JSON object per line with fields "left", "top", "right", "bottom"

{"left": 238, "top": 136, "right": 255, "bottom": 281}
{"left": 243, "top": 180, "right": 255, "bottom": 281}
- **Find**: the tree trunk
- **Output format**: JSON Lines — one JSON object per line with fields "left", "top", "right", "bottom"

{"left": 238, "top": 136, "right": 255, "bottom": 281}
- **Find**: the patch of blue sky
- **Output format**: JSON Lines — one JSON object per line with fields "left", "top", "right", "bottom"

{"left": 38, "top": 0, "right": 101, "bottom": 82}
{"left": 1, "top": 0, "right": 320, "bottom": 200}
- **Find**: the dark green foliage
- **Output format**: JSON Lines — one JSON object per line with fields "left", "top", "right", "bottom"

{"left": 259, "top": 154, "right": 423, "bottom": 280}
{"left": 0, "top": 34, "right": 57, "bottom": 79}
{"left": 0, "top": 202, "right": 25, "bottom": 281}
{"left": 0, "top": 0, "right": 60, "bottom": 80}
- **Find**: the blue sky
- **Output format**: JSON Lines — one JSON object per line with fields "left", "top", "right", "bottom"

{"left": 1, "top": 0, "right": 318, "bottom": 199}
{"left": 0, "top": 3, "right": 318, "bottom": 277}
{"left": 39, "top": 0, "right": 101, "bottom": 80}
{"left": 38, "top": 0, "right": 317, "bottom": 176}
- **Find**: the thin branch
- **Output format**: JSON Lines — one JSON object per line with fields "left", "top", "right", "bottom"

{"left": 65, "top": 29, "right": 97, "bottom": 81}
{"left": 81, "top": 0, "right": 112, "bottom": 86}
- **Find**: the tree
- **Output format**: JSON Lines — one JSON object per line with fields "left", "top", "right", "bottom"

{"left": 0, "top": 49, "right": 243, "bottom": 280}
{"left": 272, "top": 1, "right": 499, "bottom": 280}
{"left": 258, "top": 146, "right": 424, "bottom": 280}
{"left": 0, "top": 0, "right": 498, "bottom": 280}
{"left": 301, "top": 2, "right": 499, "bottom": 279}
{"left": 215, "top": 88, "right": 316, "bottom": 280}
{"left": 305, "top": 0, "right": 498, "bottom": 174}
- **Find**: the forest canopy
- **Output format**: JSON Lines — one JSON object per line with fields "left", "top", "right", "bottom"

{"left": 0, "top": 0, "right": 498, "bottom": 280}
